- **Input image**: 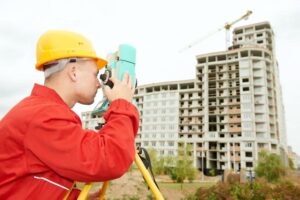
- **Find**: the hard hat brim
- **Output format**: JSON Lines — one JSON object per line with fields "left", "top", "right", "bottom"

{"left": 35, "top": 56, "right": 108, "bottom": 71}
{"left": 95, "top": 57, "right": 108, "bottom": 70}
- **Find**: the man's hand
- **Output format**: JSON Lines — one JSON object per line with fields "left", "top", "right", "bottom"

{"left": 103, "top": 72, "right": 135, "bottom": 103}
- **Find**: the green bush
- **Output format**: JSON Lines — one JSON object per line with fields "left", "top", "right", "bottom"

{"left": 186, "top": 177, "right": 300, "bottom": 200}
{"left": 255, "top": 151, "right": 286, "bottom": 182}
{"left": 272, "top": 180, "right": 300, "bottom": 199}
{"left": 288, "top": 157, "right": 295, "bottom": 170}
{"left": 226, "top": 173, "right": 240, "bottom": 185}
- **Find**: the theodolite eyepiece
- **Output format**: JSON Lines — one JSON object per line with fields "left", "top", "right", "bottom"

{"left": 99, "top": 73, "right": 114, "bottom": 89}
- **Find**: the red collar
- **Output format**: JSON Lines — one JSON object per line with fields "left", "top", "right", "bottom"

{"left": 31, "top": 83, "right": 69, "bottom": 107}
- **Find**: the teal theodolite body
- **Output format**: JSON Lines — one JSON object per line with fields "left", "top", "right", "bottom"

{"left": 93, "top": 44, "right": 137, "bottom": 116}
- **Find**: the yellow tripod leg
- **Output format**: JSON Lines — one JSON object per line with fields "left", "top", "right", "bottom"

{"left": 99, "top": 182, "right": 109, "bottom": 200}
{"left": 76, "top": 182, "right": 108, "bottom": 200}
{"left": 77, "top": 152, "right": 164, "bottom": 200}
{"left": 134, "top": 153, "right": 164, "bottom": 200}
{"left": 77, "top": 183, "right": 93, "bottom": 200}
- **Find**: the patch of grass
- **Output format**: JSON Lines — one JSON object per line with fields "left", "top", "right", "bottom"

{"left": 159, "top": 182, "right": 213, "bottom": 190}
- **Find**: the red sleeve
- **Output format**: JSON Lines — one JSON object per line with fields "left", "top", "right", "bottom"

{"left": 25, "top": 99, "right": 139, "bottom": 182}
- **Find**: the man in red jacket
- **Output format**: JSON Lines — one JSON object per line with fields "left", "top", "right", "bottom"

{"left": 0, "top": 30, "right": 139, "bottom": 199}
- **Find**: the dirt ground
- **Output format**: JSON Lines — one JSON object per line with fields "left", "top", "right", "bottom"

{"left": 87, "top": 169, "right": 218, "bottom": 200}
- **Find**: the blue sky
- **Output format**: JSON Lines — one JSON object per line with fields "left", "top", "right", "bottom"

{"left": 0, "top": 0, "right": 299, "bottom": 154}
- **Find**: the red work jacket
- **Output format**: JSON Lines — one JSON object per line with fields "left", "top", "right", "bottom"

{"left": 0, "top": 84, "right": 139, "bottom": 199}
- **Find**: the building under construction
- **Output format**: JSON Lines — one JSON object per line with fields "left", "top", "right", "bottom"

{"left": 133, "top": 21, "right": 288, "bottom": 172}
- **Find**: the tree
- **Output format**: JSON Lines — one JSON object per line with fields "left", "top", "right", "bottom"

{"left": 186, "top": 161, "right": 197, "bottom": 183}
{"left": 147, "top": 148, "right": 162, "bottom": 176}
{"left": 255, "top": 150, "right": 286, "bottom": 182}
{"left": 147, "top": 148, "right": 175, "bottom": 176}
{"left": 173, "top": 143, "right": 197, "bottom": 189}
{"left": 288, "top": 157, "right": 295, "bottom": 170}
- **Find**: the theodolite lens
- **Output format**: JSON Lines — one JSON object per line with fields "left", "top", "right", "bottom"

{"left": 99, "top": 73, "right": 114, "bottom": 88}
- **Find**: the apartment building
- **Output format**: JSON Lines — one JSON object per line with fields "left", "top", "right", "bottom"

{"left": 81, "top": 110, "right": 105, "bottom": 130}
{"left": 134, "top": 21, "right": 288, "bottom": 172}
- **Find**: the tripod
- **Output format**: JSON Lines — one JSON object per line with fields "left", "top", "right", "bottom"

{"left": 76, "top": 151, "right": 164, "bottom": 200}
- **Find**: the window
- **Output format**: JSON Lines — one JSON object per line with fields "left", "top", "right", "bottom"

{"left": 242, "top": 78, "right": 249, "bottom": 83}
{"left": 242, "top": 113, "right": 251, "bottom": 119}
{"left": 243, "top": 87, "right": 250, "bottom": 92}
{"left": 169, "top": 125, "right": 175, "bottom": 130}
{"left": 169, "top": 116, "right": 175, "bottom": 121}
{"left": 246, "top": 162, "right": 253, "bottom": 167}
{"left": 168, "top": 141, "right": 174, "bottom": 146}
{"left": 244, "top": 132, "right": 253, "bottom": 138}
{"left": 246, "top": 143, "right": 252, "bottom": 147}
{"left": 245, "top": 152, "right": 253, "bottom": 157}
{"left": 258, "top": 143, "right": 265, "bottom": 148}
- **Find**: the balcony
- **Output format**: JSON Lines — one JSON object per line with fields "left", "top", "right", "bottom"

{"left": 179, "top": 128, "right": 189, "bottom": 133}
{"left": 220, "top": 156, "right": 227, "bottom": 161}
{"left": 220, "top": 147, "right": 227, "bottom": 151}
{"left": 229, "top": 127, "right": 241, "bottom": 132}
{"left": 196, "top": 147, "right": 205, "bottom": 152}
{"left": 230, "top": 156, "right": 241, "bottom": 161}
{"left": 226, "top": 102, "right": 240, "bottom": 106}
{"left": 228, "top": 118, "right": 241, "bottom": 123}
{"left": 209, "top": 146, "right": 217, "bottom": 151}
{"left": 180, "top": 112, "right": 189, "bottom": 117}
{"left": 230, "top": 146, "right": 240, "bottom": 151}
{"left": 190, "top": 103, "right": 201, "bottom": 108}
{"left": 181, "top": 120, "right": 189, "bottom": 125}
{"left": 220, "top": 128, "right": 228, "bottom": 133}
{"left": 228, "top": 109, "right": 241, "bottom": 114}
{"left": 180, "top": 104, "right": 189, "bottom": 108}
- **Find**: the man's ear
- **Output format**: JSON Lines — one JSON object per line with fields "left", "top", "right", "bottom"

{"left": 67, "top": 64, "right": 77, "bottom": 82}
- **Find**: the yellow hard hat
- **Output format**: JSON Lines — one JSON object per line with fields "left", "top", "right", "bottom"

{"left": 35, "top": 30, "right": 107, "bottom": 71}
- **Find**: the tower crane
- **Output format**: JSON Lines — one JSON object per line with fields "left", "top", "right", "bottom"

{"left": 179, "top": 10, "right": 253, "bottom": 52}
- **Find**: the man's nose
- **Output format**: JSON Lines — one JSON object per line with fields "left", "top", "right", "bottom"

{"left": 96, "top": 79, "right": 101, "bottom": 88}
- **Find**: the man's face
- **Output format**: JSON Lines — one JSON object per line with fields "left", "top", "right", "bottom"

{"left": 74, "top": 60, "right": 101, "bottom": 105}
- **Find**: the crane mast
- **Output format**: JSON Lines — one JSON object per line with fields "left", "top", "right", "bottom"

{"left": 225, "top": 10, "right": 252, "bottom": 49}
